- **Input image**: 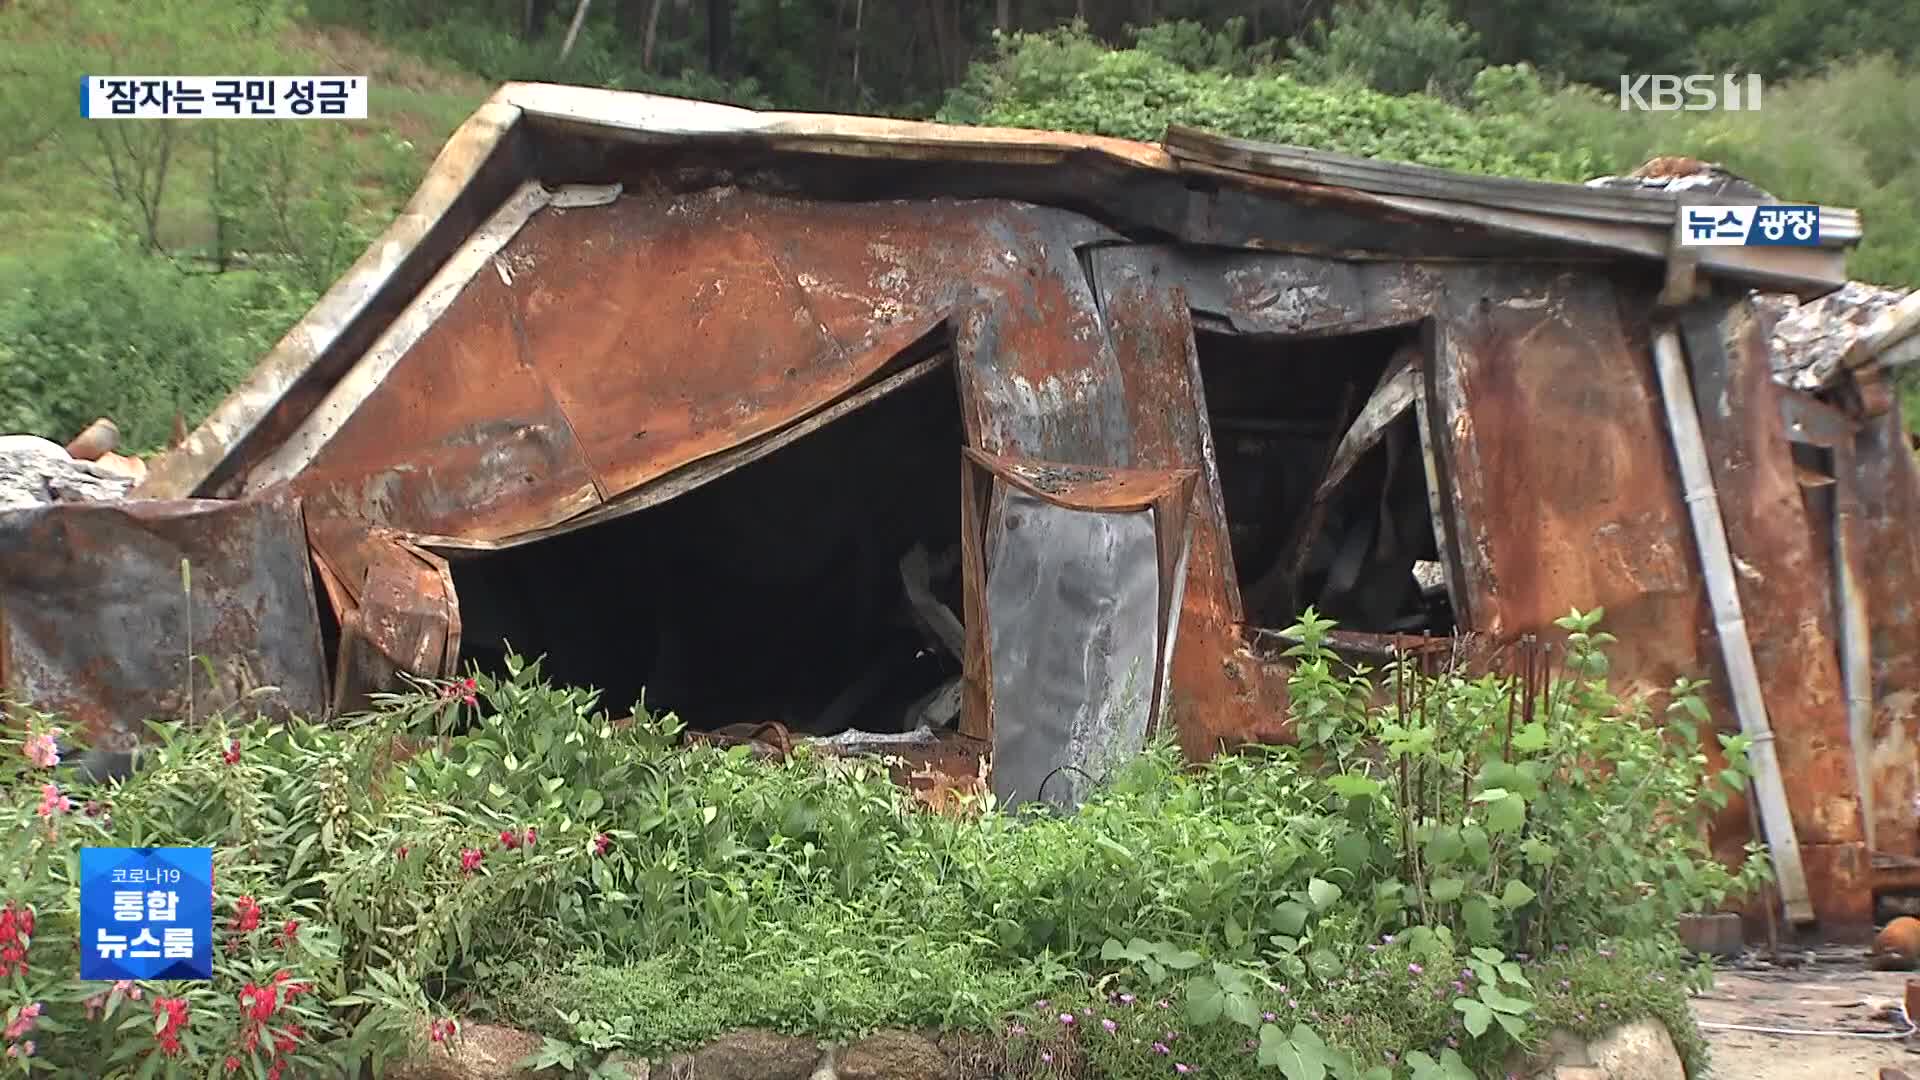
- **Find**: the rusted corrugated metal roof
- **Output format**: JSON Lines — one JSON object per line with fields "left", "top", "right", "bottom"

{"left": 137, "top": 81, "right": 1866, "bottom": 504}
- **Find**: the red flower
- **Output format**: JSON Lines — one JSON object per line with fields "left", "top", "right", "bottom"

{"left": 459, "top": 848, "right": 484, "bottom": 874}
{"left": 225, "top": 1056, "right": 242, "bottom": 1073}
{"left": 498, "top": 829, "right": 521, "bottom": 850}
{"left": 238, "top": 982, "right": 277, "bottom": 1022}
{"left": 523, "top": 827, "right": 537, "bottom": 848}
{"left": 153, "top": 996, "right": 190, "bottom": 1056}
{"left": 428, "top": 1017, "right": 460, "bottom": 1043}
{"left": 273, "top": 1030, "right": 297, "bottom": 1053}
{"left": 229, "top": 896, "right": 262, "bottom": 933}
{"left": 222, "top": 740, "right": 241, "bottom": 765}
{"left": 267, "top": 1060, "right": 284, "bottom": 1080}
{"left": 273, "top": 920, "right": 300, "bottom": 949}
{"left": 592, "top": 833, "right": 612, "bottom": 856}
{"left": 283, "top": 982, "right": 312, "bottom": 1002}
{"left": 440, "top": 677, "right": 479, "bottom": 707}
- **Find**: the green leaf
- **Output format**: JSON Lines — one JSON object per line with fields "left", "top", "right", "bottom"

{"left": 1485, "top": 792, "right": 1527, "bottom": 833}
{"left": 1518, "top": 838, "right": 1557, "bottom": 867}
{"left": 1274, "top": 899, "right": 1305, "bottom": 933}
{"left": 1335, "top": 831, "right": 1372, "bottom": 872}
{"left": 1454, "top": 998, "right": 1493, "bottom": 1037}
{"left": 1510, "top": 721, "right": 1548, "bottom": 752}
{"left": 577, "top": 788, "right": 605, "bottom": 817}
{"left": 1327, "top": 773, "right": 1384, "bottom": 798}
{"left": 1307, "top": 877, "right": 1343, "bottom": 910}
{"left": 1186, "top": 975, "right": 1225, "bottom": 1026}
{"left": 1259, "top": 1023, "right": 1331, "bottom": 1080}
{"left": 1462, "top": 896, "right": 1496, "bottom": 942}
{"left": 1500, "top": 879, "right": 1537, "bottom": 908}
{"left": 1429, "top": 877, "right": 1465, "bottom": 902}
{"left": 1426, "top": 826, "right": 1465, "bottom": 864}
{"left": 1495, "top": 1012, "right": 1529, "bottom": 1038}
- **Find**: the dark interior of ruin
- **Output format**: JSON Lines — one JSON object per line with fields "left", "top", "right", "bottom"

{"left": 446, "top": 362, "right": 969, "bottom": 737}
{"left": 1195, "top": 326, "right": 1455, "bottom": 636}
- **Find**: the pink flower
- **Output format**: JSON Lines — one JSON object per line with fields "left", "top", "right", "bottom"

{"left": 1408, "top": 963, "right": 1424, "bottom": 975}
{"left": 1152, "top": 1041, "right": 1170, "bottom": 1055}
{"left": 1176, "top": 1065, "right": 1192, "bottom": 1075}
{"left": 460, "top": 848, "right": 485, "bottom": 874}
{"left": 22, "top": 730, "right": 59, "bottom": 769}
{"left": 522, "top": 827, "right": 537, "bottom": 847}
{"left": 35, "top": 783, "right": 70, "bottom": 818}
{"left": 1058, "top": 1013, "right": 1074, "bottom": 1026}
{"left": 222, "top": 740, "right": 241, "bottom": 765}
{"left": 592, "top": 833, "right": 612, "bottom": 856}
{"left": 1101, "top": 1018, "right": 1117, "bottom": 1033}
{"left": 1118, "top": 993, "right": 1135, "bottom": 1005}
{"left": 1040, "top": 1052, "right": 1053, "bottom": 1064}
{"left": 499, "top": 829, "right": 521, "bottom": 850}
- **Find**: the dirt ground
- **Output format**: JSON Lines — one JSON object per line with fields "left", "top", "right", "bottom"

{"left": 1693, "top": 948, "right": 1919, "bottom": 1079}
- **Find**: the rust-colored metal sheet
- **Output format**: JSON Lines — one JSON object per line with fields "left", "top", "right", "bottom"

{"left": 309, "top": 521, "right": 462, "bottom": 716}
{"left": 1854, "top": 402, "right": 1920, "bottom": 861}
{"left": 1431, "top": 270, "right": 1707, "bottom": 700}
{"left": 0, "top": 491, "right": 326, "bottom": 742}
{"left": 1679, "top": 298, "right": 1868, "bottom": 930}
{"left": 278, "top": 190, "right": 1125, "bottom": 549}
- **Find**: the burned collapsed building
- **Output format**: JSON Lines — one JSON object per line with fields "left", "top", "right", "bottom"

{"left": 5, "top": 84, "right": 1920, "bottom": 935}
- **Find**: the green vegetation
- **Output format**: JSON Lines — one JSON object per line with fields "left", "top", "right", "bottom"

{"left": 1, "top": 609, "right": 1756, "bottom": 1076}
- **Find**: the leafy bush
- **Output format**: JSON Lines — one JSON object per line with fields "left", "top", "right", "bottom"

{"left": 1289, "top": 0, "right": 1485, "bottom": 99}
{"left": 938, "top": 26, "right": 1586, "bottom": 179}
{"left": 0, "top": 611, "right": 1743, "bottom": 1077}
{"left": 0, "top": 228, "right": 314, "bottom": 452}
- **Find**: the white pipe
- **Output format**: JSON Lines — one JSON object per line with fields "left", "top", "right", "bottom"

{"left": 1651, "top": 326, "right": 1814, "bottom": 925}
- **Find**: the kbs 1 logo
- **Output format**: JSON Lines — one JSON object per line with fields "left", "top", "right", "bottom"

{"left": 81, "top": 76, "right": 368, "bottom": 119}
{"left": 1680, "top": 205, "right": 1821, "bottom": 248}
{"left": 1619, "top": 74, "right": 1764, "bottom": 111}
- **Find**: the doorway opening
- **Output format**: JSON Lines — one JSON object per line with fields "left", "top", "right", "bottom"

{"left": 1195, "top": 326, "right": 1455, "bottom": 636}
{"left": 445, "top": 360, "right": 969, "bottom": 737}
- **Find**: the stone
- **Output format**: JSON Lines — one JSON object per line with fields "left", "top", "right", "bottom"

{"left": 0, "top": 434, "right": 136, "bottom": 509}
{"left": 388, "top": 1021, "right": 544, "bottom": 1080}
{"left": 92, "top": 451, "right": 147, "bottom": 485}
{"left": 836, "top": 1029, "right": 952, "bottom": 1080}
{"left": 1503, "top": 1028, "right": 1594, "bottom": 1077}
{"left": 664, "top": 1029, "right": 820, "bottom": 1080}
{"left": 64, "top": 417, "right": 119, "bottom": 461}
{"left": 1554, "top": 1069, "right": 1606, "bottom": 1080}
{"left": 1584, "top": 1019, "right": 1686, "bottom": 1080}
{"left": 1677, "top": 912, "right": 1744, "bottom": 958}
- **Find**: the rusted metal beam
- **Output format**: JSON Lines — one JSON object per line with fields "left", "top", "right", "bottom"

{"left": 1651, "top": 322, "right": 1815, "bottom": 925}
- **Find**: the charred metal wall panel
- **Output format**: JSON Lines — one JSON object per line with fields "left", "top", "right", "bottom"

{"left": 1679, "top": 299, "right": 1868, "bottom": 928}
{"left": 1855, "top": 404, "right": 1920, "bottom": 858}
{"left": 0, "top": 493, "right": 327, "bottom": 741}
{"left": 985, "top": 490, "right": 1162, "bottom": 808}
{"left": 1429, "top": 269, "right": 1710, "bottom": 699}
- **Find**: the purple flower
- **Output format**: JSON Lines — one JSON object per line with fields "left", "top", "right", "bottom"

{"left": 1041, "top": 1051, "right": 1053, "bottom": 1064}
{"left": 1164, "top": 1031, "right": 1180, "bottom": 1041}
{"left": 1598, "top": 1002, "right": 1609, "bottom": 1011}
{"left": 1059, "top": 1013, "right": 1075, "bottom": 1026}
{"left": 1451, "top": 981, "right": 1467, "bottom": 993}
{"left": 1035, "top": 999, "right": 1051, "bottom": 1009}
{"left": 1009, "top": 1023, "right": 1027, "bottom": 1036}
{"left": 1262, "top": 1012, "right": 1276, "bottom": 1022}
{"left": 1408, "top": 963, "right": 1424, "bottom": 975}
{"left": 1176, "top": 1065, "right": 1192, "bottom": 1075}
{"left": 1598, "top": 948, "right": 1614, "bottom": 958}
{"left": 1555, "top": 943, "right": 1569, "bottom": 953}
{"left": 1155, "top": 999, "right": 1171, "bottom": 1010}
{"left": 1367, "top": 944, "right": 1379, "bottom": 952}
{"left": 1152, "top": 1042, "right": 1170, "bottom": 1055}
{"left": 1515, "top": 952, "right": 1531, "bottom": 962}
{"left": 1559, "top": 979, "right": 1571, "bottom": 990}
{"left": 1119, "top": 993, "right": 1135, "bottom": 1005}
{"left": 1382, "top": 934, "right": 1395, "bottom": 944}
{"left": 1460, "top": 968, "right": 1474, "bottom": 980}
{"left": 1102, "top": 1019, "right": 1117, "bottom": 1033}
{"left": 1446, "top": 1036, "right": 1459, "bottom": 1048}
